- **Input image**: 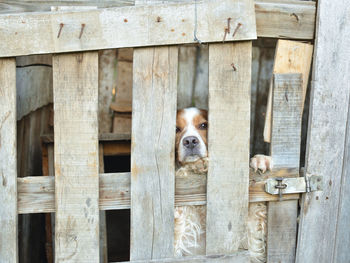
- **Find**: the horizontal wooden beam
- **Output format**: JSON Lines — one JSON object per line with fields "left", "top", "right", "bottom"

{"left": 255, "top": 0, "right": 315, "bottom": 40}
{"left": 17, "top": 168, "right": 300, "bottom": 214}
{"left": 0, "top": 0, "right": 256, "bottom": 57}
{"left": 116, "top": 251, "right": 249, "bottom": 263}
{"left": 0, "top": 1, "right": 315, "bottom": 57}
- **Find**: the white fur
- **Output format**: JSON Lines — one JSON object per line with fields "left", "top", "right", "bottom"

{"left": 178, "top": 108, "right": 207, "bottom": 163}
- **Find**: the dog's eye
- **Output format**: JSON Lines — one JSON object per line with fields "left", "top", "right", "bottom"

{"left": 199, "top": 122, "right": 207, "bottom": 129}
{"left": 176, "top": 127, "right": 181, "bottom": 133}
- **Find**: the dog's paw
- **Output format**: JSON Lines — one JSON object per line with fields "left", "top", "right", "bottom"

{"left": 250, "top": 154, "right": 273, "bottom": 173}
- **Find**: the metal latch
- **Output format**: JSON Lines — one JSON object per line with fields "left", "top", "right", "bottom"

{"left": 265, "top": 174, "right": 323, "bottom": 201}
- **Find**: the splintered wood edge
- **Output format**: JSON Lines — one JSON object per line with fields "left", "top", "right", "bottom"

{"left": 17, "top": 168, "right": 300, "bottom": 214}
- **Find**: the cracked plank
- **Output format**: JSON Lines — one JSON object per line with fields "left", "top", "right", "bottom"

{"left": 130, "top": 46, "right": 178, "bottom": 260}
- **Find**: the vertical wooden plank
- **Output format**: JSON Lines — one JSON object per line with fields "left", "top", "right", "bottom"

{"left": 0, "top": 58, "right": 17, "bottom": 263}
{"left": 177, "top": 46, "right": 197, "bottom": 109}
{"left": 263, "top": 40, "right": 313, "bottom": 143}
{"left": 296, "top": 0, "right": 350, "bottom": 262}
{"left": 53, "top": 52, "right": 99, "bottom": 262}
{"left": 334, "top": 107, "right": 350, "bottom": 262}
{"left": 267, "top": 73, "right": 303, "bottom": 263}
{"left": 99, "top": 49, "right": 117, "bottom": 133}
{"left": 99, "top": 144, "right": 108, "bottom": 263}
{"left": 131, "top": 46, "right": 178, "bottom": 260}
{"left": 206, "top": 42, "right": 251, "bottom": 255}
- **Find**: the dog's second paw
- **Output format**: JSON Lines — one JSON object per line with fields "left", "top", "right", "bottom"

{"left": 250, "top": 154, "right": 273, "bottom": 173}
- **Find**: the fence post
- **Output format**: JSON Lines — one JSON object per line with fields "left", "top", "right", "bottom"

{"left": 0, "top": 58, "right": 18, "bottom": 263}
{"left": 130, "top": 46, "right": 178, "bottom": 260}
{"left": 206, "top": 42, "right": 251, "bottom": 256}
{"left": 267, "top": 73, "right": 303, "bottom": 262}
{"left": 53, "top": 52, "right": 100, "bottom": 262}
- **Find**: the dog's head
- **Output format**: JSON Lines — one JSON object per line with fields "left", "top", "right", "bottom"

{"left": 176, "top": 107, "right": 208, "bottom": 164}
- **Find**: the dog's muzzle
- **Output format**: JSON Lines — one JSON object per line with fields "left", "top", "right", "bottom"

{"left": 181, "top": 136, "right": 204, "bottom": 162}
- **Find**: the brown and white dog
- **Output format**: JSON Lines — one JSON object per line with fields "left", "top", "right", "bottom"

{"left": 174, "top": 107, "right": 271, "bottom": 262}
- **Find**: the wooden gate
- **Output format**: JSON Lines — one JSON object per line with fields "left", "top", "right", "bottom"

{"left": 0, "top": 0, "right": 349, "bottom": 262}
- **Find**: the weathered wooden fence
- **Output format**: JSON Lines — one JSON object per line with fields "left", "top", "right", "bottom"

{"left": 0, "top": 0, "right": 349, "bottom": 262}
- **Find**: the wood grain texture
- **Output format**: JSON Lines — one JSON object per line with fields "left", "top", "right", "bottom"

{"left": 0, "top": 58, "right": 17, "bottom": 263}
{"left": 263, "top": 40, "right": 313, "bottom": 143}
{"left": 131, "top": 46, "right": 178, "bottom": 260}
{"left": 99, "top": 49, "right": 117, "bottom": 133}
{"left": 255, "top": 0, "right": 315, "bottom": 39}
{"left": 177, "top": 46, "right": 197, "bottom": 109}
{"left": 17, "top": 168, "right": 301, "bottom": 214}
{"left": 267, "top": 73, "right": 303, "bottom": 263}
{"left": 296, "top": 0, "right": 350, "bottom": 262}
{"left": 0, "top": 0, "right": 256, "bottom": 57}
{"left": 334, "top": 104, "right": 350, "bottom": 262}
{"left": 16, "top": 65, "right": 53, "bottom": 120}
{"left": 53, "top": 52, "right": 99, "bottom": 262}
{"left": 206, "top": 42, "right": 251, "bottom": 255}
{"left": 98, "top": 144, "right": 108, "bottom": 263}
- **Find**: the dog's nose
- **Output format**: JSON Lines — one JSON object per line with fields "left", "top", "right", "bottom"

{"left": 182, "top": 136, "right": 199, "bottom": 149}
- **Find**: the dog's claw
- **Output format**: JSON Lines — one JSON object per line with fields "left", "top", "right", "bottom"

{"left": 250, "top": 154, "right": 273, "bottom": 174}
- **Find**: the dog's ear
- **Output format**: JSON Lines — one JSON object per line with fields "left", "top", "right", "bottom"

{"left": 199, "top": 109, "right": 208, "bottom": 120}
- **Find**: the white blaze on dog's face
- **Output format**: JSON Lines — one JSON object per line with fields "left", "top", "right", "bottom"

{"left": 176, "top": 107, "right": 208, "bottom": 164}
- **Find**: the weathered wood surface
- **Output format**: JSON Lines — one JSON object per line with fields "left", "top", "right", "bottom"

{"left": 117, "top": 251, "right": 250, "bottom": 263}
{"left": 131, "top": 46, "right": 178, "bottom": 260}
{"left": 0, "top": 58, "right": 18, "bottom": 263}
{"left": 296, "top": 0, "right": 350, "bottom": 262}
{"left": 53, "top": 52, "right": 99, "bottom": 262}
{"left": 0, "top": 0, "right": 256, "bottom": 57}
{"left": 17, "top": 168, "right": 300, "bottom": 214}
{"left": 206, "top": 42, "right": 251, "bottom": 255}
{"left": 264, "top": 40, "right": 313, "bottom": 142}
{"left": 267, "top": 73, "right": 303, "bottom": 263}
{"left": 177, "top": 46, "right": 197, "bottom": 109}
{"left": 41, "top": 132, "right": 131, "bottom": 143}
{"left": 16, "top": 61, "right": 53, "bottom": 120}
{"left": 334, "top": 106, "right": 350, "bottom": 262}
{"left": 98, "top": 144, "right": 108, "bottom": 263}
{"left": 99, "top": 49, "right": 117, "bottom": 133}
{"left": 0, "top": 1, "right": 316, "bottom": 41}
{"left": 255, "top": 0, "right": 315, "bottom": 39}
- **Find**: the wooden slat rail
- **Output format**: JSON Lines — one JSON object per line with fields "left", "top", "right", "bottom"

{"left": 0, "top": 58, "right": 17, "bottom": 262}
{"left": 17, "top": 168, "right": 300, "bottom": 214}
{"left": 296, "top": 0, "right": 350, "bottom": 262}
{"left": 0, "top": 0, "right": 257, "bottom": 58}
{"left": 206, "top": 41, "right": 252, "bottom": 254}
{"left": 263, "top": 40, "right": 313, "bottom": 143}
{"left": 53, "top": 52, "right": 99, "bottom": 262}
{"left": 130, "top": 46, "right": 178, "bottom": 260}
{"left": 267, "top": 73, "right": 303, "bottom": 262}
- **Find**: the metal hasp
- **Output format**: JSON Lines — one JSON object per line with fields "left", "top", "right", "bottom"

{"left": 265, "top": 174, "right": 323, "bottom": 201}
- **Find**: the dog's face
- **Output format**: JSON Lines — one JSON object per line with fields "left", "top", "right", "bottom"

{"left": 176, "top": 107, "right": 208, "bottom": 164}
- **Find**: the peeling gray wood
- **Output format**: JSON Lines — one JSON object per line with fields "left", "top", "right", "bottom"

{"left": 131, "top": 46, "right": 178, "bottom": 260}
{"left": 53, "top": 52, "right": 99, "bottom": 262}
{"left": 99, "top": 49, "right": 117, "bottom": 133}
{"left": 296, "top": 0, "right": 350, "bottom": 262}
{"left": 16, "top": 65, "right": 53, "bottom": 120}
{"left": 267, "top": 73, "right": 303, "bottom": 263}
{"left": 0, "top": 0, "right": 256, "bottom": 57}
{"left": 177, "top": 46, "right": 197, "bottom": 109}
{"left": 17, "top": 168, "right": 301, "bottom": 214}
{"left": 0, "top": 58, "right": 18, "bottom": 263}
{"left": 206, "top": 42, "right": 251, "bottom": 255}
{"left": 255, "top": 0, "right": 315, "bottom": 39}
